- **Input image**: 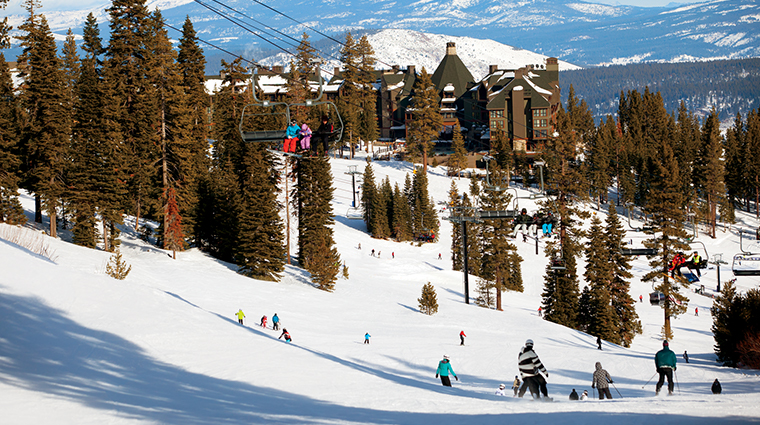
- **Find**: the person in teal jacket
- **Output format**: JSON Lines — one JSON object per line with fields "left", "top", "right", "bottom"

{"left": 655, "top": 340, "right": 677, "bottom": 395}
{"left": 283, "top": 120, "right": 300, "bottom": 153}
{"left": 435, "top": 355, "right": 458, "bottom": 387}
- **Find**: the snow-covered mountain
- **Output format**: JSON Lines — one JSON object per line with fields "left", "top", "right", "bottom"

{"left": 2, "top": 150, "right": 760, "bottom": 424}
{"left": 5, "top": 0, "right": 759, "bottom": 67}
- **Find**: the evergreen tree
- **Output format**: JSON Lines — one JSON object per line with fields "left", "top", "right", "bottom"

{"left": 370, "top": 176, "right": 391, "bottom": 238}
{"left": 407, "top": 68, "right": 442, "bottom": 173}
{"left": 0, "top": 0, "right": 11, "bottom": 49}
{"left": 586, "top": 116, "right": 614, "bottom": 208}
{"left": 391, "top": 183, "right": 413, "bottom": 241}
{"left": 163, "top": 186, "right": 184, "bottom": 259}
{"left": 694, "top": 109, "right": 725, "bottom": 238}
{"left": 448, "top": 180, "right": 463, "bottom": 270}
{"left": 474, "top": 277, "right": 495, "bottom": 308}
{"left": 411, "top": 166, "right": 439, "bottom": 237}
{"left": 356, "top": 35, "right": 378, "bottom": 143}
{"left": 744, "top": 111, "right": 760, "bottom": 217}
{"left": 0, "top": 53, "right": 24, "bottom": 224}
{"left": 724, "top": 113, "right": 745, "bottom": 211}
{"left": 16, "top": 10, "right": 70, "bottom": 237}
{"left": 583, "top": 215, "right": 618, "bottom": 342}
{"left": 418, "top": 282, "right": 439, "bottom": 315}
{"left": 361, "top": 162, "right": 377, "bottom": 233}
{"left": 464, "top": 179, "right": 482, "bottom": 277}
{"left": 337, "top": 32, "right": 360, "bottom": 145}
{"left": 605, "top": 204, "right": 641, "bottom": 347}
{"left": 447, "top": 122, "right": 467, "bottom": 178}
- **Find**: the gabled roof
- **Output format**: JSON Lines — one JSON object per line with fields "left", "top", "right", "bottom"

{"left": 431, "top": 53, "right": 474, "bottom": 98}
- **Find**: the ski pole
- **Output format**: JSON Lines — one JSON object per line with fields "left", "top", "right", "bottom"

{"left": 674, "top": 370, "right": 681, "bottom": 394}
{"left": 592, "top": 387, "right": 596, "bottom": 399}
{"left": 642, "top": 372, "right": 657, "bottom": 389}
{"left": 611, "top": 382, "right": 623, "bottom": 398}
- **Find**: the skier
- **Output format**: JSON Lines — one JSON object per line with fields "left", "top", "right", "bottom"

{"left": 685, "top": 251, "right": 702, "bottom": 277}
{"left": 298, "top": 123, "right": 312, "bottom": 152}
{"left": 511, "top": 376, "right": 521, "bottom": 396}
{"left": 358, "top": 243, "right": 361, "bottom": 250}
{"left": 261, "top": 315, "right": 267, "bottom": 328}
{"left": 272, "top": 313, "right": 280, "bottom": 331}
{"left": 511, "top": 209, "right": 531, "bottom": 239}
{"left": 279, "top": 328, "right": 292, "bottom": 342}
{"left": 669, "top": 253, "right": 686, "bottom": 278}
{"left": 364, "top": 332, "right": 371, "bottom": 344}
{"left": 542, "top": 211, "right": 555, "bottom": 237}
{"left": 538, "top": 307, "right": 542, "bottom": 317}
{"left": 597, "top": 336, "right": 602, "bottom": 350}
{"left": 528, "top": 212, "right": 540, "bottom": 236}
{"left": 639, "top": 294, "right": 643, "bottom": 303}
{"left": 235, "top": 309, "right": 245, "bottom": 325}
{"left": 655, "top": 340, "right": 677, "bottom": 395}
{"left": 283, "top": 120, "right": 300, "bottom": 153}
{"left": 378, "top": 251, "right": 381, "bottom": 258}
{"left": 695, "top": 307, "right": 699, "bottom": 316}
{"left": 683, "top": 351, "right": 689, "bottom": 363}
{"left": 580, "top": 390, "right": 589, "bottom": 400}
{"left": 438, "top": 253, "right": 442, "bottom": 260}
{"left": 459, "top": 330, "right": 467, "bottom": 346}
{"left": 435, "top": 355, "right": 458, "bottom": 387}
{"left": 569, "top": 388, "right": 579, "bottom": 401}
{"left": 518, "top": 339, "right": 550, "bottom": 400}
{"left": 495, "top": 384, "right": 507, "bottom": 396}
{"left": 592, "top": 362, "right": 614, "bottom": 399}
{"left": 371, "top": 249, "right": 375, "bottom": 257}
{"left": 392, "top": 252, "right": 395, "bottom": 259}
{"left": 712, "top": 379, "right": 722, "bottom": 394}
{"left": 313, "top": 115, "right": 333, "bottom": 156}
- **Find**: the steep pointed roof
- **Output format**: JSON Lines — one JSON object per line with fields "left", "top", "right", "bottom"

{"left": 431, "top": 43, "right": 474, "bottom": 98}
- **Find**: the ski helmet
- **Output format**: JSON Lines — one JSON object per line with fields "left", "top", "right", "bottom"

{"left": 526, "top": 339, "right": 534, "bottom": 346}
{"left": 499, "top": 384, "right": 506, "bottom": 389}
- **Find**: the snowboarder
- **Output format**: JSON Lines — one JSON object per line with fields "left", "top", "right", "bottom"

{"left": 518, "top": 339, "right": 550, "bottom": 400}
{"left": 279, "top": 328, "right": 292, "bottom": 342}
{"left": 283, "top": 120, "right": 300, "bottom": 153}
{"left": 272, "top": 313, "right": 280, "bottom": 331}
{"left": 655, "top": 340, "right": 677, "bottom": 395}
{"left": 511, "top": 376, "right": 521, "bottom": 396}
{"left": 592, "top": 362, "right": 614, "bottom": 399}
{"left": 580, "top": 390, "right": 589, "bottom": 400}
{"left": 364, "top": 332, "right": 371, "bottom": 344}
{"left": 597, "top": 336, "right": 602, "bottom": 350}
{"left": 459, "top": 330, "right": 466, "bottom": 346}
{"left": 235, "top": 309, "right": 245, "bottom": 325}
{"left": 261, "top": 315, "right": 267, "bottom": 328}
{"left": 495, "top": 384, "right": 507, "bottom": 396}
{"left": 569, "top": 389, "right": 579, "bottom": 401}
{"left": 712, "top": 379, "right": 722, "bottom": 394}
{"left": 683, "top": 351, "right": 689, "bottom": 363}
{"left": 435, "top": 355, "right": 458, "bottom": 387}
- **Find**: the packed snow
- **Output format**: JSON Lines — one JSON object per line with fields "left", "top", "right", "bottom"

{"left": 2, "top": 150, "right": 760, "bottom": 424}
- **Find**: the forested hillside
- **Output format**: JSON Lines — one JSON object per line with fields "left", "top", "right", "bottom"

{"left": 561, "top": 59, "right": 760, "bottom": 123}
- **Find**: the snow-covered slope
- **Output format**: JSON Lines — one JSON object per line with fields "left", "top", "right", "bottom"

{"left": 2, "top": 151, "right": 760, "bottom": 424}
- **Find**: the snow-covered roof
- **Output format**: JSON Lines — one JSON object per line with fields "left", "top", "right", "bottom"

{"left": 524, "top": 78, "right": 552, "bottom": 96}
{"left": 443, "top": 85, "right": 456, "bottom": 92}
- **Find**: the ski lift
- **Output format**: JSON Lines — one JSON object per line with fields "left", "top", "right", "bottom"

{"left": 239, "top": 64, "right": 344, "bottom": 154}
{"left": 731, "top": 228, "right": 760, "bottom": 276}
{"left": 346, "top": 207, "right": 363, "bottom": 220}
{"left": 619, "top": 237, "right": 657, "bottom": 256}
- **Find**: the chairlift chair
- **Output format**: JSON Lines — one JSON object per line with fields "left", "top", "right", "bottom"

{"left": 732, "top": 253, "right": 760, "bottom": 276}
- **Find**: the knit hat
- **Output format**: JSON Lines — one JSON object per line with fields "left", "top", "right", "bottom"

{"left": 499, "top": 384, "right": 506, "bottom": 389}
{"left": 663, "top": 340, "right": 669, "bottom": 347}
{"left": 443, "top": 355, "right": 450, "bottom": 360}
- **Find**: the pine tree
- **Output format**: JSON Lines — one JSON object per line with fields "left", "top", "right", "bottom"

{"left": 448, "top": 122, "right": 467, "bottom": 178}
{"left": 356, "top": 35, "right": 378, "bottom": 143}
{"left": 411, "top": 166, "right": 439, "bottom": 237}
{"left": 0, "top": 0, "right": 11, "bottom": 49}
{"left": 16, "top": 10, "right": 70, "bottom": 238}
{"left": 694, "top": 109, "right": 725, "bottom": 238}
{"left": 583, "top": 215, "right": 618, "bottom": 342}
{"left": 0, "top": 53, "right": 25, "bottom": 224}
{"left": 337, "top": 32, "right": 360, "bottom": 144}
{"left": 407, "top": 68, "right": 442, "bottom": 173}
{"left": 448, "top": 180, "right": 463, "bottom": 270}
{"left": 361, "top": 162, "right": 377, "bottom": 233}
{"left": 711, "top": 279, "right": 742, "bottom": 366}
{"left": 464, "top": 179, "right": 482, "bottom": 277}
{"left": 418, "top": 282, "right": 439, "bottom": 315}
{"left": 369, "top": 177, "right": 391, "bottom": 238}
{"left": 586, "top": 116, "right": 614, "bottom": 208}
{"left": 744, "top": 111, "right": 760, "bottom": 217}
{"left": 391, "top": 183, "right": 413, "bottom": 241}
{"left": 474, "top": 277, "right": 495, "bottom": 308}
{"left": 724, "top": 113, "right": 745, "bottom": 211}
{"left": 605, "top": 204, "right": 641, "bottom": 347}
{"left": 163, "top": 186, "right": 184, "bottom": 259}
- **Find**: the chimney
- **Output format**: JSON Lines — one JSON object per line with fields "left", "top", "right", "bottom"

{"left": 273, "top": 65, "right": 284, "bottom": 74}
{"left": 446, "top": 42, "right": 456, "bottom": 56}
{"left": 334, "top": 67, "right": 341, "bottom": 78}
{"left": 407, "top": 65, "right": 416, "bottom": 75}
{"left": 546, "top": 57, "right": 559, "bottom": 73}
{"left": 392, "top": 65, "right": 400, "bottom": 72}
{"left": 489, "top": 65, "right": 498, "bottom": 74}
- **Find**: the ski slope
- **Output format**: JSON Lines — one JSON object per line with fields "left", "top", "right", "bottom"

{"left": 1, "top": 152, "right": 760, "bottom": 424}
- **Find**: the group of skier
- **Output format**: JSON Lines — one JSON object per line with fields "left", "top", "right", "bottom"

{"left": 668, "top": 251, "right": 704, "bottom": 278}
{"left": 235, "top": 309, "right": 290, "bottom": 342}
{"left": 282, "top": 115, "right": 333, "bottom": 156}
{"left": 510, "top": 209, "right": 557, "bottom": 241}
{"left": 439, "top": 337, "right": 722, "bottom": 401}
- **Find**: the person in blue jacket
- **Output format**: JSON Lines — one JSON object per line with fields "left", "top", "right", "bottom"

{"left": 272, "top": 313, "right": 280, "bottom": 331}
{"left": 364, "top": 332, "right": 371, "bottom": 344}
{"left": 283, "top": 120, "right": 300, "bottom": 153}
{"left": 655, "top": 340, "right": 677, "bottom": 395}
{"left": 435, "top": 355, "right": 458, "bottom": 387}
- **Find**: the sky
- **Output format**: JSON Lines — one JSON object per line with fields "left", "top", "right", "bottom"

{"left": 3, "top": 0, "right": 703, "bottom": 16}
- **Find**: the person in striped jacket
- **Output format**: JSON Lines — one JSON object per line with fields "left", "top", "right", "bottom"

{"left": 518, "top": 339, "right": 551, "bottom": 400}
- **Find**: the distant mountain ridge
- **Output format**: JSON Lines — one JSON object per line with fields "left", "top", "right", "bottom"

{"left": 4, "top": 0, "right": 759, "bottom": 67}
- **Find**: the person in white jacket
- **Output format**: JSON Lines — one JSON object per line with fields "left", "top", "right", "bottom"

{"left": 580, "top": 390, "right": 589, "bottom": 400}
{"left": 495, "top": 383, "right": 507, "bottom": 396}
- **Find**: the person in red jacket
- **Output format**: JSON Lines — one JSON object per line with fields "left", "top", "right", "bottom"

{"left": 460, "top": 330, "right": 467, "bottom": 346}
{"left": 669, "top": 253, "right": 685, "bottom": 278}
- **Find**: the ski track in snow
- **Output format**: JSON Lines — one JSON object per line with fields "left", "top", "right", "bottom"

{"left": 1, "top": 150, "right": 760, "bottom": 424}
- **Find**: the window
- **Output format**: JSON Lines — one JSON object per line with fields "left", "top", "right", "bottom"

{"left": 533, "top": 108, "right": 547, "bottom": 117}
{"left": 535, "top": 119, "right": 548, "bottom": 128}
{"left": 491, "top": 120, "right": 504, "bottom": 129}
{"left": 490, "top": 110, "right": 504, "bottom": 118}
